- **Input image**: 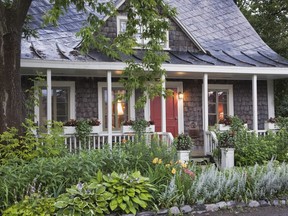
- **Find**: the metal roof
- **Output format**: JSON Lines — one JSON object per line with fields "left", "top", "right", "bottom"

{"left": 21, "top": 0, "right": 288, "bottom": 68}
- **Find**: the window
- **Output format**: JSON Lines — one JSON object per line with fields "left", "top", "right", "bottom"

{"left": 207, "top": 85, "right": 233, "bottom": 126}
{"left": 102, "top": 88, "right": 128, "bottom": 130}
{"left": 36, "top": 81, "right": 75, "bottom": 126}
{"left": 98, "top": 82, "right": 135, "bottom": 131}
{"left": 117, "top": 16, "right": 169, "bottom": 49}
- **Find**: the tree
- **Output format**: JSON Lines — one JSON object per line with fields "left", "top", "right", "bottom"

{"left": 0, "top": 0, "right": 175, "bottom": 134}
{"left": 236, "top": 0, "right": 288, "bottom": 117}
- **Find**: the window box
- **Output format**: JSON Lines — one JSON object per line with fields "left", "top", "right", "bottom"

{"left": 217, "top": 124, "right": 230, "bottom": 131}
{"left": 63, "top": 126, "right": 76, "bottom": 134}
{"left": 121, "top": 125, "right": 134, "bottom": 134}
{"left": 264, "top": 122, "right": 279, "bottom": 130}
{"left": 91, "top": 126, "right": 101, "bottom": 134}
{"left": 145, "top": 125, "right": 155, "bottom": 133}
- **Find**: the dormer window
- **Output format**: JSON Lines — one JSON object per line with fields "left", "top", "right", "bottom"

{"left": 117, "top": 15, "right": 169, "bottom": 49}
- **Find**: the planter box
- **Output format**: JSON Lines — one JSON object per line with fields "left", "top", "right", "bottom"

{"left": 218, "top": 124, "right": 230, "bottom": 131}
{"left": 221, "top": 148, "right": 234, "bottom": 169}
{"left": 91, "top": 126, "right": 101, "bottom": 134}
{"left": 121, "top": 125, "right": 155, "bottom": 133}
{"left": 145, "top": 125, "right": 155, "bottom": 133}
{"left": 121, "top": 125, "right": 134, "bottom": 133}
{"left": 63, "top": 126, "right": 76, "bottom": 134}
{"left": 264, "top": 122, "right": 279, "bottom": 130}
{"left": 177, "top": 150, "right": 190, "bottom": 163}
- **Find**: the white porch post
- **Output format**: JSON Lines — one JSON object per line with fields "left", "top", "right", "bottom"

{"left": 161, "top": 75, "right": 166, "bottom": 132}
{"left": 47, "top": 69, "right": 52, "bottom": 133}
{"left": 267, "top": 79, "right": 275, "bottom": 118}
{"left": 107, "top": 71, "right": 112, "bottom": 148}
{"left": 203, "top": 73, "right": 209, "bottom": 155}
{"left": 252, "top": 75, "right": 258, "bottom": 133}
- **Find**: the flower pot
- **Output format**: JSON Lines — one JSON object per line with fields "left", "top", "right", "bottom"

{"left": 220, "top": 148, "right": 234, "bottom": 169}
{"left": 121, "top": 125, "right": 134, "bottom": 133}
{"left": 63, "top": 126, "right": 76, "bottom": 134}
{"left": 264, "top": 122, "right": 279, "bottom": 130}
{"left": 218, "top": 124, "right": 230, "bottom": 131}
{"left": 145, "top": 125, "right": 155, "bottom": 133}
{"left": 91, "top": 126, "right": 101, "bottom": 134}
{"left": 177, "top": 150, "right": 190, "bottom": 163}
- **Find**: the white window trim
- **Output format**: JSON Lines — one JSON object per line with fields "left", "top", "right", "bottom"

{"left": 34, "top": 81, "right": 76, "bottom": 124}
{"left": 98, "top": 82, "right": 135, "bottom": 132}
{"left": 116, "top": 15, "right": 170, "bottom": 50}
{"left": 202, "top": 84, "right": 234, "bottom": 126}
{"left": 145, "top": 81, "right": 184, "bottom": 134}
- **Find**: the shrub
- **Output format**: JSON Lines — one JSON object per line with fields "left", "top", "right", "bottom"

{"left": 0, "top": 119, "right": 66, "bottom": 165}
{"left": 3, "top": 194, "right": 56, "bottom": 216}
{"left": 173, "top": 133, "right": 194, "bottom": 150}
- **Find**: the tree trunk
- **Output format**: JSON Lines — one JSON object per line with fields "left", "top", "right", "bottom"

{"left": 0, "top": 1, "right": 32, "bottom": 134}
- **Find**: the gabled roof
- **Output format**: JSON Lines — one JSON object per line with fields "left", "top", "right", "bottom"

{"left": 21, "top": 0, "right": 288, "bottom": 67}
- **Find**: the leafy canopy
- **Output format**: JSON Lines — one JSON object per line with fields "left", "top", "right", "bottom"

{"left": 42, "top": 0, "right": 176, "bottom": 109}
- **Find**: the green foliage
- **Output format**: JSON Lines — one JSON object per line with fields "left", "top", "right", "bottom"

{"left": 55, "top": 179, "right": 112, "bottom": 215}
{"left": 0, "top": 119, "right": 66, "bottom": 165}
{"left": 3, "top": 194, "right": 56, "bottom": 216}
{"left": 55, "top": 171, "right": 155, "bottom": 215}
{"left": 173, "top": 133, "right": 194, "bottom": 150}
{"left": 75, "top": 120, "right": 92, "bottom": 147}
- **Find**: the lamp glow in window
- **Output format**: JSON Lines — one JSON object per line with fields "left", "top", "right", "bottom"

{"left": 117, "top": 100, "right": 124, "bottom": 116}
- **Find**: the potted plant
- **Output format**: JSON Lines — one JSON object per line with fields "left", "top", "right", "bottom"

{"left": 63, "top": 119, "right": 77, "bottom": 134}
{"left": 88, "top": 118, "right": 101, "bottom": 134}
{"left": 217, "top": 130, "right": 235, "bottom": 169}
{"left": 217, "top": 115, "right": 232, "bottom": 131}
{"left": 265, "top": 117, "right": 279, "bottom": 130}
{"left": 174, "top": 133, "right": 194, "bottom": 162}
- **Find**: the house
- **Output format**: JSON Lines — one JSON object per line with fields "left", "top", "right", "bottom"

{"left": 21, "top": 0, "right": 288, "bottom": 156}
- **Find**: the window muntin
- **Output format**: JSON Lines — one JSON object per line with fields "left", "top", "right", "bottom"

{"left": 102, "top": 88, "right": 129, "bottom": 130}
{"left": 208, "top": 90, "right": 229, "bottom": 126}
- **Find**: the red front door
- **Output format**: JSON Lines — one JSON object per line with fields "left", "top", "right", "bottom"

{"left": 150, "top": 88, "right": 178, "bottom": 137}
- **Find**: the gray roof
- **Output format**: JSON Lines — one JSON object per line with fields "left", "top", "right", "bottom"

{"left": 21, "top": 0, "right": 288, "bottom": 67}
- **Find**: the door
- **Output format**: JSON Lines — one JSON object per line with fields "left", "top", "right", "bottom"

{"left": 150, "top": 88, "right": 178, "bottom": 136}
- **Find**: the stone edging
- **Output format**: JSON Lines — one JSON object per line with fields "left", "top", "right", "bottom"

{"left": 108, "top": 198, "right": 287, "bottom": 216}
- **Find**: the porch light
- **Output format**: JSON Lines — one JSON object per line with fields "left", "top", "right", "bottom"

{"left": 178, "top": 92, "right": 184, "bottom": 100}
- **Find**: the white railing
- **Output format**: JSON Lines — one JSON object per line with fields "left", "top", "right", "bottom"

{"left": 205, "top": 131, "right": 218, "bottom": 155}
{"left": 64, "top": 132, "right": 174, "bottom": 152}
{"left": 204, "top": 129, "right": 276, "bottom": 155}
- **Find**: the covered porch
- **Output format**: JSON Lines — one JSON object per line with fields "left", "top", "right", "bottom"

{"left": 21, "top": 59, "right": 288, "bottom": 155}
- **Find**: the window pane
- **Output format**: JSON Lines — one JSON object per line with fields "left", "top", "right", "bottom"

{"left": 103, "top": 87, "right": 129, "bottom": 130}
{"left": 208, "top": 104, "right": 216, "bottom": 114}
{"left": 209, "top": 115, "right": 217, "bottom": 126}
{"left": 208, "top": 91, "right": 216, "bottom": 103}
{"left": 218, "top": 91, "right": 227, "bottom": 102}
{"left": 120, "top": 19, "right": 127, "bottom": 33}
{"left": 218, "top": 102, "right": 227, "bottom": 120}
{"left": 39, "top": 87, "right": 69, "bottom": 126}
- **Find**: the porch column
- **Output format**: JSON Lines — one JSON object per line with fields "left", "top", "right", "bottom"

{"left": 47, "top": 69, "right": 52, "bottom": 133}
{"left": 107, "top": 71, "right": 112, "bottom": 148}
{"left": 203, "top": 73, "right": 209, "bottom": 155}
{"left": 161, "top": 75, "right": 166, "bottom": 132}
{"left": 267, "top": 79, "right": 275, "bottom": 118}
{"left": 252, "top": 75, "right": 258, "bottom": 132}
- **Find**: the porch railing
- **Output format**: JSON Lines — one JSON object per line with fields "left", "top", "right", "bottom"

{"left": 204, "top": 129, "right": 275, "bottom": 155}
{"left": 64, "top": 132, "right": 174, "bottom": 152}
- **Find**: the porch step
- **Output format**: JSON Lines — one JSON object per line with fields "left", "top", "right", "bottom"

{"left": 191, "top": 145, "right": 204, "bottom": 157}
{"left": 190, "top": 156, "right": 210, "bottom": 165}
